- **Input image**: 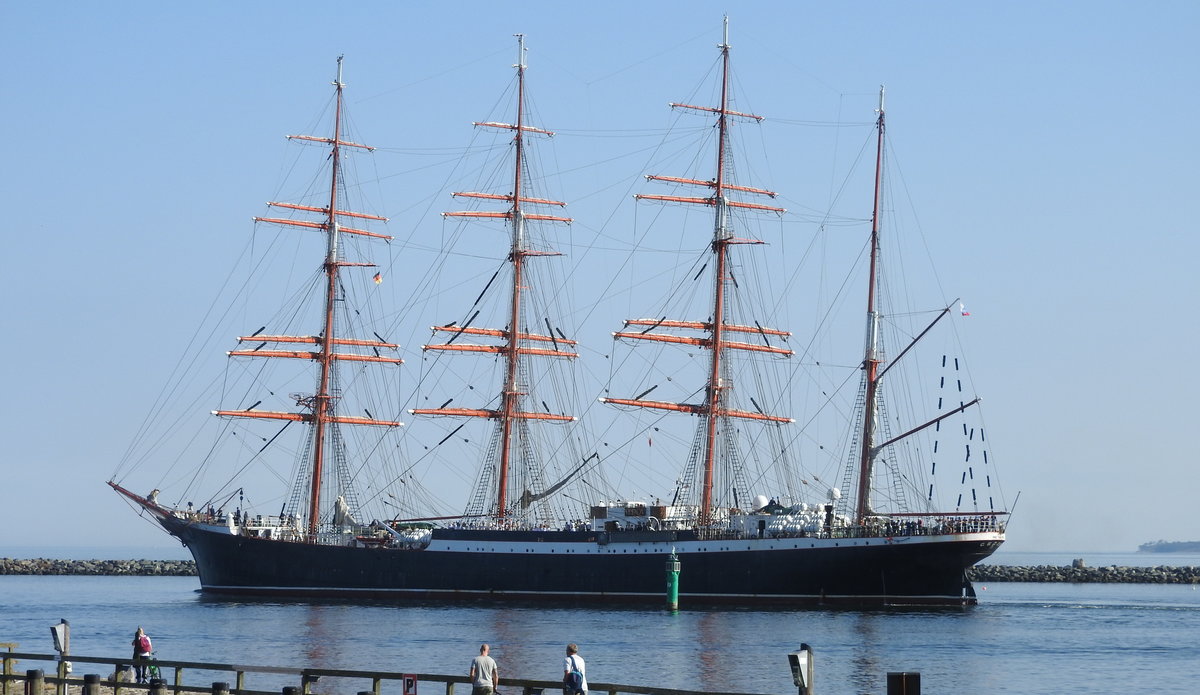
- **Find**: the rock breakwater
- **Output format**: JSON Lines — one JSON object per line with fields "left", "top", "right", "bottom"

{"left": 969, "top": 564, "right": 1200, "bottom": 584}
{"left": 3, "top": 559, "right": 1198, "bottom": 583}
{"left": 0, "top": 558, "right": 196, "bottom": 576}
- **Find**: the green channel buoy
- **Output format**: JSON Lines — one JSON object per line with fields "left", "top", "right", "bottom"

{"left": 666, "top": 549, "right": 681, "bottom": 610}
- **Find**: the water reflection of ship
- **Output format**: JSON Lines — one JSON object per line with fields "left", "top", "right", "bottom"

{"left": 849, "top": 613, "right": 882, "bottom": 695}
{"left": 302, "top": 605, "right": 333, "bottom": 665}
{"left": 695, "top": 612, "right": 739, "bottom": 691}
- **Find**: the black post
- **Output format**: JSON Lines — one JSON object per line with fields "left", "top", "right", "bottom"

{"left": 149, "top": 678, "right": 167, "bottom": 695}
{"left": 212, "top": 683, "right": 230, "bottom": 695}
{"left": 358, "top": 691, "right": 374, "bottom": 695}
{"left": 283, "top": 687, "right": 300, "bottom": 695}
{"left": 24, "top": 670, "right": 44, "bottom": 695}
{"left": 83, "top": 674, "right": 101, "bottom": 695}
{"left": 787, "top": 644, "right": 813, "bottom": 695}
{"left": 886, "top": 672, "right": 920, "bottom": 695}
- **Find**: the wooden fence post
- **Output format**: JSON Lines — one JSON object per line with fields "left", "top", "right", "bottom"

{"left": 23, "top": 669, "right": 43, "bottom": 695}
{"left": 114, "top": 663, "right": 128, "bottom": 695}
{"left": 1, "top": 644, "right": 17, "bottom": 695}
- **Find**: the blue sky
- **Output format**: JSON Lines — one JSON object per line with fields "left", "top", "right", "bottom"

{"left": 2, "top": 1, "right": 1197, "bottom": 557}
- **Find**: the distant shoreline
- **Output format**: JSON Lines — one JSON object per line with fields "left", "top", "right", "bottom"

{"left": 3, "top": 558, "right": 1199, "bottom": 584}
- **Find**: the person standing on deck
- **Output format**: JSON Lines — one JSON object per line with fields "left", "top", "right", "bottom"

{"left": 469, "top": 643, "right": 498, "bottom": 695}
{"left": 131, "top": 627, "right": 153, "bottom": 684}
{"left": 562, "top": 643, "right": 587, "bottom": 695}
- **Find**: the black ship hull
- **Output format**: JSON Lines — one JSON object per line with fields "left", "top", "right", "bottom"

{"left": 160, "top": 515, "right": 1001, "bottom": 606}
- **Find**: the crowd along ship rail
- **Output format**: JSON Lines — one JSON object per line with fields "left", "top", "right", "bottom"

{"left": 110, "top": 22, "right": 1006, "bottom": 605}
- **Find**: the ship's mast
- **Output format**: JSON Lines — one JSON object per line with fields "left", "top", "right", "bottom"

{"left": 215, "top": 57, "right": 402, "bottom": 539}
{"left": 854, "top": 86, "right": 886, "bottom": 525}
{"left": 602, "top": 17, "right": 789, "bottom": 527}
{"left": 497, "top": 35, "right": 530, "bottom": 517}
{"left": 845, "top": 88, "right": 988, "bottom": 522}
{"left": 307, "top": 56, "right": 347, "bottom": 536}
{"left": 700, "top": 20, "right": 735, "bottom": 524}
{"left": 413, "top": 35, "right": 575, "bottom": 522}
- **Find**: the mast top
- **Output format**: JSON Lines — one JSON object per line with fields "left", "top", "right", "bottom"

{"left": 514, "top": 34, "right": 526, "bottom": 70}
{"left": 720, "top": 15, "right": 730, "bottom": 50}
{"left": 334, "top": 54, "right": 344, "bottom": 88}
{"left": 877, "top": 84, "right": 886, "bottom": 116}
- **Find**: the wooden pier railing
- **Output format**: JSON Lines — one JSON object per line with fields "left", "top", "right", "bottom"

{"left": 0, "top": 652, "right": 766, "bottom": 695}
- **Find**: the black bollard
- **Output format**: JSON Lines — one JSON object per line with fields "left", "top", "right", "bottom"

{"left": 212, "top": 683, "right": 230, "bottom": 695}
{"left": 886, "top": 672, "right": 920, "bottom": 695}
{"left": 283, "top": 687, "right": 300, "bottom": 695}
{"left": 149, "top": 678, "right": 167, "bottom": 695}
{"left": 83, "top": 674, "right": 101, "bottom": 695}
{"left": 25, "top": 670, "right": 44, "bottom": 695}
{"left": 358, "top": 691, "right": 373, "bottom": 695}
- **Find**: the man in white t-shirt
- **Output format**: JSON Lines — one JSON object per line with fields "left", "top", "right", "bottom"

{"left": 470, "top": 643, "right": 498, "bottom": 695}
{"left": 562, "top": 643, "right": 587, "bottom": 695}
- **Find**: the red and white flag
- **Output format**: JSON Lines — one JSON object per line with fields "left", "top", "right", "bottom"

{"left": 959, "top": 302, "right": 970, "bottom": 317}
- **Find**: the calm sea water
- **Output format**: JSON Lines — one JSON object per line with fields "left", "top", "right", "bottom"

{"left": 2, "top": 571, "right": 1198, "bottom": 695}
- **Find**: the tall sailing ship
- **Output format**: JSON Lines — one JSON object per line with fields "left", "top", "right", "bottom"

{"left": 111, "top": 27, "right": 1006, "bottom": 605}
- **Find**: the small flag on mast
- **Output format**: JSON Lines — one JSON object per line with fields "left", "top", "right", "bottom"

{"left": 373, "top": 272, "right": 383, "bottom": 285}
{"left": 959, "top": 302, "right": 970, "bottom": 317}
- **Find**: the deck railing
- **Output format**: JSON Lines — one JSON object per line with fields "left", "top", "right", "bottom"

{"left": 0, "top": 652, "right": 765, "bottom": 695}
